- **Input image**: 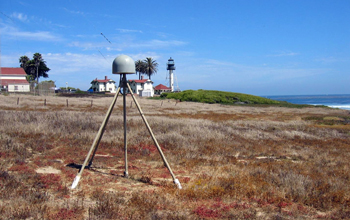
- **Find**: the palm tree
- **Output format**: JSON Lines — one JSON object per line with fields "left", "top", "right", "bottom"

{"left": 33, "top": 53, "right": 43, "bottom": 83}
{"left": 19, "top": 56, "right": 33, "bottom": 82}
{"left": 135, "top": 60, "right": 146, "bottom": 80}
{"left": 19, "top": 55, "right": 30, "bottom": 71}
{"left": 144, "top": 57, "right": 158, "bottom": 80}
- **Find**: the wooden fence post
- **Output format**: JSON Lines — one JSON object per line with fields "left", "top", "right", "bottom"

{"left": 66, "top": 99, "right": 68, "bottom": 107}
{"left": 44, "top": 99, "right": 46, "bottom": 106}
{"left": 17, "top": 98, "right": 19, "bottom": 105}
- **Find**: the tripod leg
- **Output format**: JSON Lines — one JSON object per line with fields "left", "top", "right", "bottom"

{"left": 71, "top": 87, "right": 121, "bottom": 189}
{"left": 87, "top": 130, "right": 103, "bottom": 168}
{"left": 126, "top": 83, "right": 182, "bottom": 189}
{"left": 88, "top": 88, "right": 121, "bottom": 168}
{"left": 122, "top": 73, "right": 128, "bottom": 178}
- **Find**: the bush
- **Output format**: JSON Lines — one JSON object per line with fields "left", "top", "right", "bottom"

{"left": 161, "top": 89, "right": 280, "bottom": 104}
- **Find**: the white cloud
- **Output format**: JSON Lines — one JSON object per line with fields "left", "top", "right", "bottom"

{"left": 69, "top": 41, "right": 123, "bottom": 52}
{"left": 130, "top": 52, "right": 160, "bottom": 61}
{"left": 1, "top": 54, "right": 21, "bottom": 67}
{"left": 62, "top": 8, "right": 85, "bottom": 16}
{"left": 315, "top": 57, "right": 345, "bottom": 63}
{"left": 268, "top": 51, "right": 299, "bottom": 57}
{"left": 174, "top": 51, "right": 195, "bottom": 57}
{"left": 130, "top": 39, "right": 187, "bottom": 49}
{"left": 16, "top": 30, "right": 61, "bottom": 41}
{"left": 45, "top": 52, "right": 111, "bottom": 73}
{"left": 11, "top": 12, "right": 28, "bottom": 22}
{"left": 175, "top": 57, "right": 328, "bottom": 88}
{"left": 116, "top": 28, "right": 143, "bottom": 34}
{"left": 69, "top": 38, "right": 187, "bottom": 52}
{"left": 42, "top": 52, "right": 116, "bottom": 88}
{"left": 69, "top": 41, "right": 104, "bottom": 50}
{"left": 1, "top": 26, "right": 63, "bottom": 41}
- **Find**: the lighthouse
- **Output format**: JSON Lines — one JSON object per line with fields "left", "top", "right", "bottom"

{"left": 166, "top": 57, "right": 175, "bottom": 92}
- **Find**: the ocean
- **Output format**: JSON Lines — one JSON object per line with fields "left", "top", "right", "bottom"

{"left": 266, "top": 94, "right": 350, "bottom": 110}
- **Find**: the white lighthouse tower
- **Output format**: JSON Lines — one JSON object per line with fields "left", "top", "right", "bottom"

{"left": 166, "top": 57, "right": 175, "bottom": 92}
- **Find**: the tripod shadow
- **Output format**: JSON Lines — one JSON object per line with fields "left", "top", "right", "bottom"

{"left": 66, "top": 162, "right": 85, "bottom": 171}
{"left": 66, "top": 162, "right": 122, "bottom": 177}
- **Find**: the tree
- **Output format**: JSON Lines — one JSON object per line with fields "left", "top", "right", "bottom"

{"left": 19, "top": 55, "right": 30, "bottom": 70}
{"left": 19, "top": 55, "right": 33, "bottom": 82}
{"left": 135, "top": 59, "right": 146, "bottom": 80}
{"left": 33, "top": 53, "right": 43, "bottom": 83}
{"left": 143, "top": 57, "right": 158, "bottom": 80}
{"left": 19, "top": 53, "right": 50, "bottom": 83}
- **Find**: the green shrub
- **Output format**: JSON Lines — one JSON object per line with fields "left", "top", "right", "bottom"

{"left": 161, "top": 89, "right": 280, "bottom": 105}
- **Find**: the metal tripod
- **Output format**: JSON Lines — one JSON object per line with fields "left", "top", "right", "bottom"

{"left": 71, "top": 73, "right": 182, "bottom": 189}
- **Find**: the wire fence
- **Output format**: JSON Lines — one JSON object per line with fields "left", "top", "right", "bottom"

{"left": 0, "top": 81, "right": 56, "bottom": 96}
{"left": 35, "top": 81, "right": 55, "bottom": 96}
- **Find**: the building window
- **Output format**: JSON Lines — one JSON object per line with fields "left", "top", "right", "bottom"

{"left": 14, "top": 86, "right": 18, "bottom": 91}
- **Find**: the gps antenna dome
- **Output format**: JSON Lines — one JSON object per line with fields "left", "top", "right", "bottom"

{"left": 112, "top": 55, "right": 135, "bottom": 74}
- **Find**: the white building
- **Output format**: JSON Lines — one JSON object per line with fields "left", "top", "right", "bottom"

{"left": 90, "top": 76, "right": 117, "bottom": 93}
{"left": 154, "top": 84, "right": 171, "bottom": 95}
{"left": 0, "top": 67, "right": 30, "bottom": 92}
{"left": 127, "top": 76, "right": 154, "bottom": 97}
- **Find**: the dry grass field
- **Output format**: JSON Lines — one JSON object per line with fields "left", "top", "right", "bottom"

{"left": 0, "top": 94, "right": 349, "bottom": 219}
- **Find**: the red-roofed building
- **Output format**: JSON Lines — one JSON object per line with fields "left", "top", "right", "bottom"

{"left": 127, "top": 76, "right": 154, "bottom": 97}
{"left": 90, "top": 76, "right": 117, "bottom": 93}
{"left": 154, "top": 84, "right": 171, "bottom": 95}
{"left": 0, "top": 67, "right": 30, "bottom": 92}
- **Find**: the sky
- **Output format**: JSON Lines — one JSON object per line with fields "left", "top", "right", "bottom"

{"left": 1, "top": 0, "right": 349, "bottom": 96}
